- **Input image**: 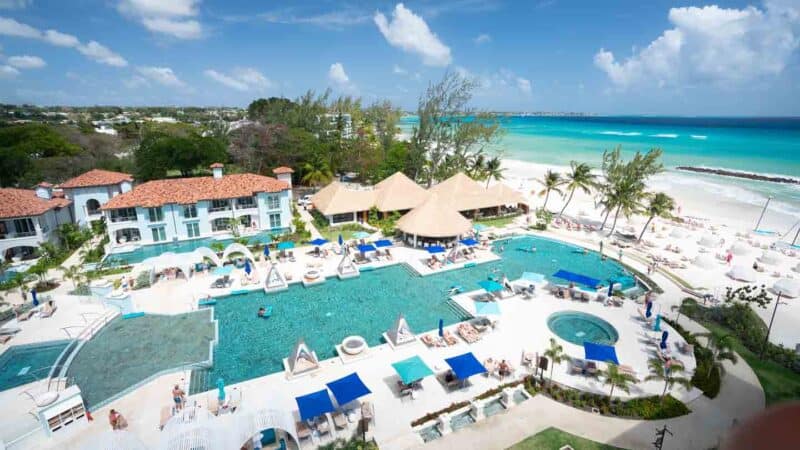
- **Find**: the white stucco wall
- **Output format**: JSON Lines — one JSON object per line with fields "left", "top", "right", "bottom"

{"left": 64, "top": 185, "right": 124, "bottom": 227}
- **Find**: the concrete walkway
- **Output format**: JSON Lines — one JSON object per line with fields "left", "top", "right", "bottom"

{"left": 297, "top": 208, "right": 324, "bottom": 240}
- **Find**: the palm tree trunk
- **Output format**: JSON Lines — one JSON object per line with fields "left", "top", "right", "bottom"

{"left": 662, "top": 381, "right": 668, "bottom": 400}
{"left": 559, "top": 189, "right": 575, "bottom": 217}
{"left": 600, "top": 208, "right": 612, "bottom": 230}
{"left": 549, "top": 365, "right": 555, "bottom": 386}
{"left": 609, "top": 384, "right": 615, "bottom": 401}
{"left": 607, "top": 205, "right": 622, "bottom": 237}
{"left": 542, "top": 190, "right": 551, "bottom": 211}
{"left": 638, "top": 216, "right": 654, "bottom": 242}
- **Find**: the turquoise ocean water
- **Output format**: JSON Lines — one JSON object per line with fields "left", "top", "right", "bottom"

{"left": 400, "top": 116, "right": 800, "bottom": 220}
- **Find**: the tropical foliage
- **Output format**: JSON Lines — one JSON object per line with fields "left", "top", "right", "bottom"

{"left": 638, "top": 192, "right": 675, "bottom": 241}
{"left": 536, "top": 170, "right": 564, "bottom": 211}
{"left": 544, "top": 338, "right": 566, "bottom": 385}
{"left": 644, "top": 357, "right": 692, "bottom": 401}
{"left": 559, "top": 162, "right": 596, "bottom": 217}
{"left": 600, "top": 363, "right": 637, "bottom": 400}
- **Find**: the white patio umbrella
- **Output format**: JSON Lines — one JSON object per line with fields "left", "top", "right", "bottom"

{"left": 727, "top": 265, "right": 757, "bottom": 282}
{"left": 759, "top": 250, "right": 782, "bottom": 265}
{"left": 772, "top": 278, "right": 800, "bottom": 298}
{"left": 693, "top": 254, "right": 717, "bottom": 269}
{"left": 698, "top": 234, "right": 722, "bottom": 248}
{"left": 728, "top": 241, "right": 751, "bottom": 256}
{"left": 669, "top": 228, "right": 688, "bottom": 239}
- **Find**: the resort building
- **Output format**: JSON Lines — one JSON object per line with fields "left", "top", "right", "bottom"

{"left": 59, "top": 169, "right": 133, "bottom": 227}
{"left": 310, "top": 171, "right": 527, "bottom": 225}
{"left": 0, "top": 184, "right": 73, "bottom": 261}
{"left": 396, "top": 193, "right": 472, "bottom": 247}
{"left": 100, "top": 164, "right": 292, "bottom": 247}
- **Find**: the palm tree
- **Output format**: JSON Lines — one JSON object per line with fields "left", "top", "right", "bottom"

{"left": 559, "top": 162, "right": 596, "bottom": 217}
{"left": 301, "top": 155, "right": 333, "bottom": 187}
{"left": 536, "top": 170, "right": 564, "bottom": 212}
{"left": 483, "top": 157, "right": 504, "bottom": 188}
{"left": 697, "top": 331, "right": 738, "bottom": 377}
{"left": 638, "top": 192, "right": 675, "bottom": 242}
{"left": 670, "top": 298, "right": 690, "bottom": 325}
{"left": 644, "top": 357, "right": 692, "bottom": 402}
{"left": 543, "top": 338, "right": 567, "bottom": 386}
{"left": 601, "top": 363, "right": 637, "bottom": 401}
{"left": 469, "top": 152, "right": 486, "bottom": 179}
{"left": 605, "top": 178, "right": 644, "bottom": 237}
{"left": 59, "top": 265, "right": 81, "bottom": 289}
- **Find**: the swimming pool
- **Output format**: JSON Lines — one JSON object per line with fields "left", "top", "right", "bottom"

{"left": 0, "top": 340, "right": 71, "bottom": 391}
{"left": 191, "top": 235, "right": 635, "bottom": 392}
{"left": 103, "top": 229, "right": 288, "bottom": 266}
{"left": 547, "top": 311, "right": 619, "bottom": 346}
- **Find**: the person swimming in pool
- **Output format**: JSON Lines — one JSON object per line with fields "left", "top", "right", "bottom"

{"left": 257, "top": 307, "right": 266, "bottom": 317}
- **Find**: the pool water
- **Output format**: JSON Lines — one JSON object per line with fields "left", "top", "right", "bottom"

{"left": 547, "top": 311, "right": 619, "bottom": 346}
{"left": 103, "top": 230, "right": 287, "bottom": 266}
{"left": 419, "top": 425, "right": 443, "bottom": 442}
{"left": 449, "top": 411, "right": 477, "bottom": 431}
{"left": 483, "top": 398, "right": 507, "bottom": 417}
{"left": 0, "top": 341, "right": 71, "bottom": 391}
{"left": 192, "top": 235, "right": 634, "bottom": 392}
{"left": 0, "top": 269, "right": 19, "bottom": 283}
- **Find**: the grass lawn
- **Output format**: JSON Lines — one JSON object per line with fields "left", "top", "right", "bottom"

{"left": 509, "top": 427, "right": 626, "bottom": 450}
{"left": 475, "top": 215, "right": 518, "bottom": 228}
{"left": 317, "top": 224, "right": 372, "bottom": 243}
{"left": 700, "top": 320, "right": 800, "bottom": 405}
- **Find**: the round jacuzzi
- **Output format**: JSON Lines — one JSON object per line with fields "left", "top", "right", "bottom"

{"left": 547, "top": 311, "right": 619, "bottom": 346}
{"left": 304, "top": 269, "right": 321, "bottom": 280}
{"left": 341, "top": 336, "right": 367, "bottom": 355}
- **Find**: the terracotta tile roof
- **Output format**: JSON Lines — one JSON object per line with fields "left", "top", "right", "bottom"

{"left": 0, "top": 188, "right": 72, "bottom": 219}
{"left": 272, "top": 166, "right": 294, "bottom": 174}
{"left": 101, "top": 173, "right": 289, "bottom": 210}
{"left": 60, "top": 169, "right": 133, "bottom": 189}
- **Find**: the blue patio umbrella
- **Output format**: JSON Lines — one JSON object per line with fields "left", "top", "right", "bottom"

{"left": 478, "top": 279, "right": 504, "bottom": 293}
{"left": 583, "top": 342, "right": 620, "bottom": 365}
{"left": 520, "top": 272, "right": 546, "bottom": 283}
{"left": 473, "top": 300, "right": 501, "bottom": 315}
{"left": 213, "top": 265, "right": 233, "bottom": 276}
{"left": 426, "top": 246, "right": 445, "bottom": 254}
{"left": 296, "top": 389, "right": 335, "bottom": 421}
{"left": 263, "top": 246, "right": 270, "bottom": 257}
{"left": 244, "top": 260, "right": 251, "bottom": 275}
{"left": 460, "top": 238, "right": 479, "bottom": 246}
{"left": 473, "top": 223, "right": 487, "bottom": 232}
{"left": 660, "top": 330, "right": 669, "bottom": 350}
{"left": 310, "top": 238, "right": 328, "bottom": 246}
{"left": 216, "top": 378, "right": 226, "bottom": 402}
{"left": 438, "top": 319, "right": 444, "bottom": 337}
{"left": 277, "top": 241, "right": 295, "bottom": 251}
{"left": 338, "top": 234, "right": 344, "bottom": 246}
{"left": 373, "top": 239, "right": 393, "bottom": 248}
{"left": 326, "top": 372, "right": 371, "bottom": 406}
{"left": 357, "top": 244, "right": 376, "bottom": 253}
{"left": 444, "top": 352, "right": 487, "bottom": 380}
{"left": 352, "top": 231, "right": 370, "bottom": 239}
{"left": 392, "top": 355, "right": 434, "bottom": 385}
{"left": 31, "top": 288, "right": 38, "bottom": 307}
{"left": 645, "top": 300, "right": 653, "bottom": 318}
{"left": 653, "top": 314, "right": 662, "bottom": 332}
{"left": 607, "top": 282, "right": 614, "bottom": 297}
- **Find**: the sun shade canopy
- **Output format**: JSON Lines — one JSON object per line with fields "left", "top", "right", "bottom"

{"left": 326, "top": 373, "right": 371, "bottom": 406}
{"left": 426, "top": 246, "right": 446, "bottom": 254}
{"left": 295, "top": 389, "right": 335, "bottom": 421}
{"left": 357, "top": 244, "right": 376, "bottom": 253}
{"left": 444, "top": 352, "right": 487, "bottom": 380}
{"left": 277, "top": 241, "right": 295, "bottom": 250}
{"left": 552, "top": 269, "right": 601, "bottom": 288}
{"left": 583, "top": 342, "right": 619, "bottom": 365}
{"left": 310, "top": 238, "right": 328, "bottom": 246}
{"left": 460, "top": 238, "right": 479, "bottom": 246}
{"left": 474, "top": 300, "right": 500, "bottom": 315}
{"left": 212, "top": 265, "right": 233, "bottom": 276}
{"left": 373, "top": 239, "right": 393, "bottom": 248}
{"left": 392, "top": 355, "right": 434, "bottom": 385}
{"left": 478, "top": 280, "right": 504, "bottom": 292}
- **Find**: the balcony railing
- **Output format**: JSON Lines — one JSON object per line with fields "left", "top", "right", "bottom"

{"left": 208, "top": 206, "right": 232, "bottom": 213}
{"left": 110, "top": 215, "right": 137, "bottom": 223}
{"left": 236, "top": 202, "right": 257, "bottom": 209}
{"left": 0, "top": 231, "right": 37, "bottom": 239}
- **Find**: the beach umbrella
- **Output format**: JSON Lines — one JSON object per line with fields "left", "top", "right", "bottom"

{"left": 438, "top": 319, "right": 444, "bottom": 337}
{"left": 263, "top": 246, "right": 270, "bottom": 257}
{"left": 692, "top": 254, "right": 716, "bottom": 269}
{"left": 277, "top": 241, "right": 295, "bottom": 251}
{"left": 31, "top": 288, "right": 38, "bottom": 307}
{"left": 669, "top": 228, "right": 688, "bottom": 239}
{"left": 660, "top": 331, "right": 669, "bottom": 350}
{"left": 326, "top": 373, "right": 371, "bottom": 407}
{"left": 216, "top": 378, "right": 226, "bottom": 402}
{"left": 645, "top": 300, "right": 653, "bottom": 318}
{"left": 653, "top": 314, "right": 662, "bottom": 332}
{"left": 244, "top": 260, "right": 251, "bottom": 275}
{"left": 607, "top": 283, "right": 614, "bottom": 297}
{"left": 478, "top": 280, "right": 504, "bottom": 293}
{"left": 473, "top": 300, "right": 501, "bottom": 315}
{"left": 759, "top": 250, "right": 782, "bottom": 265}
{"left": 772, "top": 278, "right": 800, "bottom": 298}
{"left": 729, "top": 242, "right": 751, "bottom": 256}
{"left": 699, "top": 234, "right": 722, "bottom": 248}
{"left": 473, "top": 223, "right": 487, "bottom": 233}
{"left": 310, "top": 238, "right": 328, "bottom": 246}
{"left": 727, "top": 265, "right": 756, "bottom": 282}
{"left": 338, "top": 234, "right": 344, "bottom": 246}
{"left": 426, "top": 246, "right": 446, "bottom": 254}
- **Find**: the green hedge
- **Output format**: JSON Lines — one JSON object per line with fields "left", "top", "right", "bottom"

{"left": 663, "top": 317, "right": 721, "bottom": 398}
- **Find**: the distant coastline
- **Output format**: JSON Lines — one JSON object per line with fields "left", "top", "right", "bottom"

{"left": 676, "top": 166, "right": 800, "bottom": 185}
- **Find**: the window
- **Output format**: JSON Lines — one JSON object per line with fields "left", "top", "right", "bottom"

{"left": 13, "top": 218, "right": 36, "bottom": 236}
{"left": 236, "top": 196, "right": 256, "bottom": 209}
{"left": 183, "top": 205, "right": 197, "bottom": 218}
{"left": 86, "top": 199, "right": 101, "bottom": 215}
{"left": 151, "top": 226, "right": 166, "bottom": 242}
{"left": 331, "top": 213, "right": 354, "bottom": 224}
{"left": 267, "top": 195, "right": 280, "bottom": 210}
{"left": 186, "top": 222, "right": 200, "bottom": 238}
{"left": 110, "top": 208, "right": 137, "bottom": 223}
{"left": 210, "top": 199, "right": 231, "bottom": 212}
{"left": 269, "top": 213, "right": 281, "bottom": 229}
{"left": 38, "top": 217, "right": 49, "bottom": 234}
{"left": 211, "top": 217, "right": 229, "bottom": 232}
{"left": 147, "top": 207, "right": 163, "bottom": 222}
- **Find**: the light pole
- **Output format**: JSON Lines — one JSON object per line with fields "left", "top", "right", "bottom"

{"left": 754, "top": 196, "right": 772, "bottom": 232}
{"left": 760, "top": 292, "right": 786, "bottom": 359}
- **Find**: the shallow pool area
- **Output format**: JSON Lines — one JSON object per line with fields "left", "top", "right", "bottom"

{"left": 190, "top": 235, "right": 636, "bottom": 392}
{"left": 547, "top": 310, "right": 620, "bottom": 346}
{"left": 0, "top": 340, "right": 71, "bottom": 392}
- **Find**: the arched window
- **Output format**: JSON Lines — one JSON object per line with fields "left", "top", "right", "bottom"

{"left": 86, "top": 199, "right": 101, "bottom": 215}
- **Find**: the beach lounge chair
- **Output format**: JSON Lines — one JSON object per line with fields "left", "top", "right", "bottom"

{"left": 0, "top": 334, "right": 13, "bottom": 344}
{"left": 16, "top": 309, "right": 35, "bottom": 321}
{"left": 585, "top": 361, "right": 598, "bottom": 376}
{"left": 470, "top": 317, "right": 494, "bottom": 333}
{"left": 296, "top": 421, "right": 312, "bottom": 442}
{"left": 570, "top": 358, "right": 586, "bottom": 375}
{"left": 442, "top": 330, "right": 459, "bottom": 346}
{"left": 420, "top": 334, "right": 445, "bottom": 348}
{"left": 332, "top": 410, "right": 348, "bottom": 429}
{"left": 315, "top": 416, "right": 331, "bottom": 438}
{"left": 39, "top": 302, "right": 57, "bottom": 318}
{"left": 439, "top": 370, "right": 461, "bottom": 390}
{"left": 457, "top": 323, "right": 481, "bottom": 343}
{"left": 361, "top": 402, "right": 374, "bottom": 425}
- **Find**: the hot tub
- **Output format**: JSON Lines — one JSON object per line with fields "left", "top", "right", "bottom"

{"left": 341, "top": 336, "right": 367, "bottom": 355}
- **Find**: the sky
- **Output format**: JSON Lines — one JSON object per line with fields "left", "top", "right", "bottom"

{"left": 0, "top": 0, "right": 798, "bottom": 115}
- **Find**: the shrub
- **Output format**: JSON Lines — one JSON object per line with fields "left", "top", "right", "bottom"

{"left": 411, "top": 401, "right": 470, "bottom": 427}
{"left": 318, "top": 438, "right": 379, "bottom": 450}
{"left": 133, "top": 271, "right": 151, "bottom": 290}
{"left": 664, "top": 317, "right": 721, "bottom": 398}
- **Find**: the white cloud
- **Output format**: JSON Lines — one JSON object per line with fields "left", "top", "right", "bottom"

{"left": 374, "top": 3, "right": 452, "bottom": 67}
{"left": 137, "top": 66, "right": 185, "bottom": 87}
{"left": 256, "top": 8, "right": 370, "bottom": 29}
{"left": 0, "top": 16, "right": 40, "bottom": 38}
{"left": 77, "top": 41, "right": 128, "bottom": 67}
{"left": 516, "top": 77, "right": 532, "bottom": 94}
{"left": 205, "top": 67, "right": 272, "bottom": 91}
{"left": 123, "top": 75, "right": 149, "bottom": 89}
{"left": 43, "top": 29, "right": 79, "bottom": 47}
{"left": 0, "top": 17, "right": 127, "bottom": 67}
{"left": 392, "top": 64, "right": 407, "bottom": 75}
{"left": 0, "top": 64, "right": 19, "bottom": 78}
{"left": 0, "top": 0, "right": 31, "bottom": 10}
{"left": 7, "top": 55, "right": 45, "bottom": 69}
{"left": 474, "top": 33, "right": 491, "bottom": 44}
{"left": 594, "top": 1, "right": 800, "bottom": 89}
{"left": 328, "top": 62, "right": 350, "bottom": 85}
{"left": 118, "top": 0, "right": 202, "bottom": 39}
